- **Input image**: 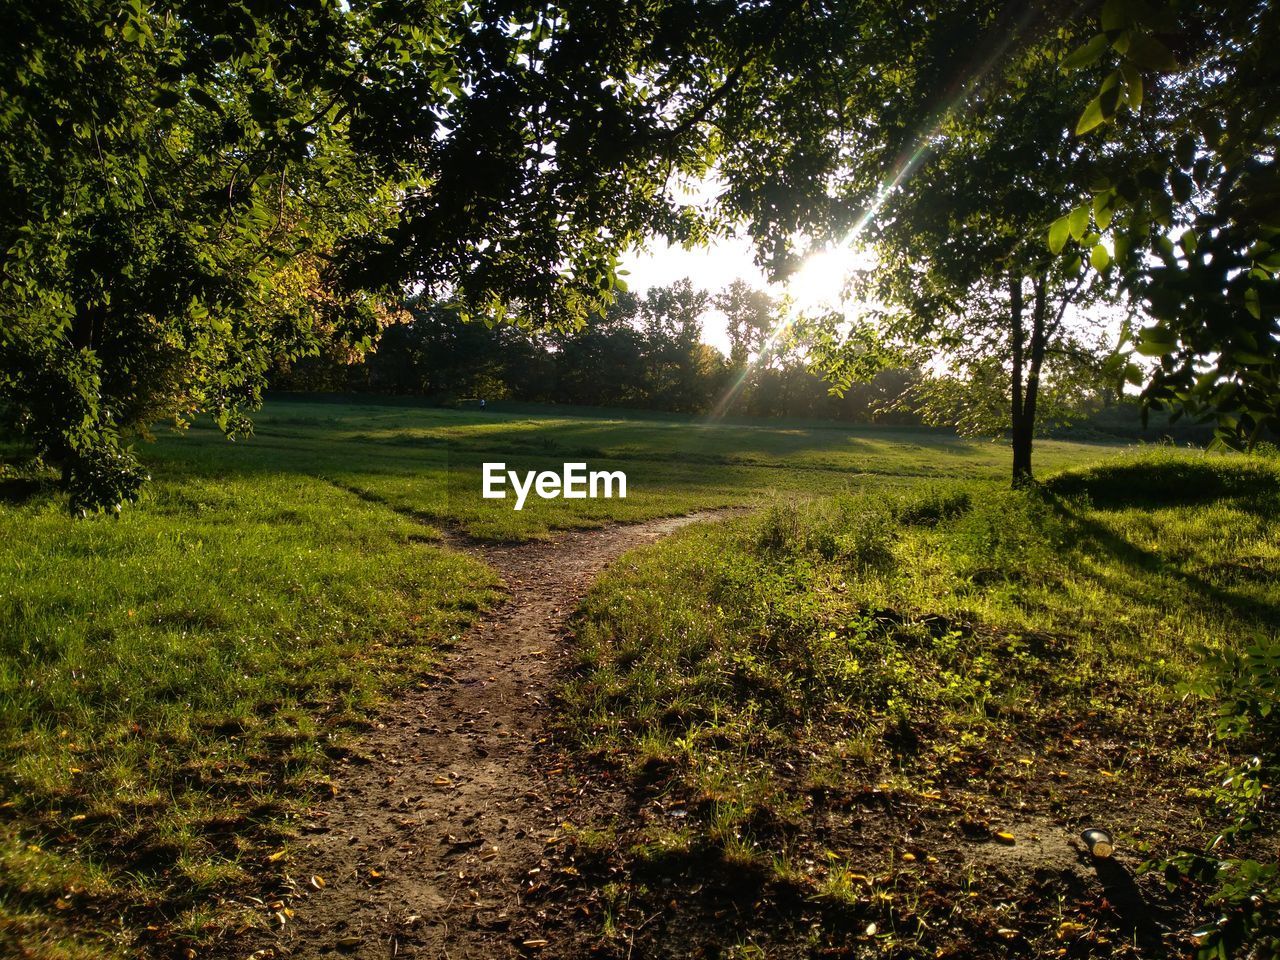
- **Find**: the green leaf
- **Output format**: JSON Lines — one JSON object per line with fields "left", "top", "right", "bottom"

{"left": 1076, "top": 96, "right": 1107, "bottom": 135}
{"left": 1171, "top": 171, "right": 1193, "bottom": 204}
{"left": 1093, "top": 190, "right": 1116, "bottom": 231}
{"left": 1100, "top": 79, "right": 1124, "bottom": 118}
{"left": 1101, "top": 0, "right": 1132, "bottom": 32}
{"left": 188, "top": 88, "right": 222, "bottom": 113}
{"left": 1048, "top": 215, "right": 1071, "bottom": 254}
{"left": 1175, "top": 134, "right": 1197, "bottom": 168}
{"left": 1069, "top": 203, "right": 1091, "bottom": 241}
{"left": 1135, "top": 326, "right": 1177, "bottom": 356}
{"left": 1120, "top": 65, "right": 1144, "bottom": 109}
{"left": 1061, "top": 34, "right": 1109, "bottom": 71}
{"left": 1125, "top": 33, "right": 1179, "bottom": 72}
{"left": 1233, "top": 349, "right": 1269, "bottom": 364}
{"left": 1244, "top": 287, "right": 1261, "bottom": 319}
{"left": 1091, "top": 244, "right": 1111, "bottom": 271}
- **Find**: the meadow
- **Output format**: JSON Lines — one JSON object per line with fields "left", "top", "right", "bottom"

{"left": 1, "top": 396, "right": 1274, "bottom": 958}
{"left": 559, "top": 449, "right": 1280, "bottom": 957}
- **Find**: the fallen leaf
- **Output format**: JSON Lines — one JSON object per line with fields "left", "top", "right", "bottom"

{"left": 1057, "top": 921, "right": 1087, "bottom": 939}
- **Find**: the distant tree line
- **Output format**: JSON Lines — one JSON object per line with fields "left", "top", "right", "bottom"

{"left": 273, "top": 279, "right": 922, "bottom": 424}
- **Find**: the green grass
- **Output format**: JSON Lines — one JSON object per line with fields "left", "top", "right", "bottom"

{"left": 146, "top": 396, "right": 1116, "bottom": 540}
{"left": 0, "top": 465, "right": 499, "bottom": 957}
{"left": 561, "top": 446, "right": 1280, "bottom": 957}
{"left": 0, "top": 395, "right": 1124, "bottom": 957}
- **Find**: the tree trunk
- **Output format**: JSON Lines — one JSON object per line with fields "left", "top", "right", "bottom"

{"left": 1009, "top": 275, "right": 1033, "bottom": 487}
{"left": 1012, "top": 275, "right": 1049, "bottom": 488}
{"left": 1011, "top": 418, "right": 1033, "bottom": 485}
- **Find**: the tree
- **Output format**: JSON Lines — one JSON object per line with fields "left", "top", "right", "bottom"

{"left": 551, "top": 292, "right": 650, "bottom": 407}
{"left": 0, "top": 0, "right": 732, "bottom": 510}
{"left": 0, "top": 2, "right": 418, "bottom": 510}
{"left": 716, "top": 280, "right": 777, "bottom": 368}
{"left": 700, "top": 3, "right": 1114, "bottom": 482}
{"left": 637, "top": 280, "right": 714, "bottom": 411}
{"left": 1054, "top": 0, "right": 1280, "bottom": 448}
{"left": 1051, "top": 8, "right": 1280, "bottom": 952}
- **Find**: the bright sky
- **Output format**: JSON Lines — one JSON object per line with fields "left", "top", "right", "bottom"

{"left": 620, "top": 234, "right": 867, "bottom": 356}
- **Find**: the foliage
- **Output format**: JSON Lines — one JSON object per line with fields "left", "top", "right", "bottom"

{"left": 1159, "top": 635, "right": 1280, "bottom": 959}
{"left": 0, "top": 0, "right": 740, "bottom": 511}
{"left": 717, "top": 280, "right": 779, "bottom": 368}
{"left": 664, "top": 2, "right": 1124, "bottom": 481}
{"left": 275, "top": 282, "right": 926, "bottom": 422}
{"left": 1057, "top": 0, "right": 1280, "bottom": 448}
{"left": 0, "top": 1, "right": 412, "bottom": 511}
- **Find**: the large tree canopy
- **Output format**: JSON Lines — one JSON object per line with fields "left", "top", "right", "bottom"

{"left": 0, "top": 0, "right": 733, "bottom": 510}
{"left": 0, "top": 2, "right": 440, "bottom": 510}
{"left": 3, "top": 0, "right": 1276, "bottom": 507}
{"left": 796, "top": 12, "right": 1118, "bottom": 482}
{"left": 649, "top": 1, "right": 1117, "bottom": 481}
{"left": 640, "top": 0, "right": 1277, "bottom": 475}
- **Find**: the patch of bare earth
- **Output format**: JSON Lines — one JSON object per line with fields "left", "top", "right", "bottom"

{"left": 229, "top": 512, "right": 730, "bottom": 960}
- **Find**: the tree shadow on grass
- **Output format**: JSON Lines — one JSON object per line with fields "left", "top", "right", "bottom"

{"left": 1040, "top": 459, "right": 1280, "bottom": 632}
{"left": 0, "top": 476, "right": 48, "bottom": 505}
{"left": 1045, "top": 456, "right": 1280, "bottom": 510}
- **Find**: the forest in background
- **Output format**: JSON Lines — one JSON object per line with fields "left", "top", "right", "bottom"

{"left": 272, "top": 278, "right": 1185, "bottom": 435}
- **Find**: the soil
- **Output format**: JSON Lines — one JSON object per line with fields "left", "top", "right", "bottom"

{"left": 232, "top": 512, "right": 733, "bottom": 960}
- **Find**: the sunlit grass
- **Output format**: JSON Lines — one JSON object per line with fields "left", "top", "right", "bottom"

{"left": 561, "top": 445, "right": 1280, "bottom": 955}
{"left": 0, "top": 395, "right": 1128, "bottom": 956}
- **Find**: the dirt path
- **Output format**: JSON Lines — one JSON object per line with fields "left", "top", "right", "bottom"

{"left": 248, "top": 511, "right": 730, "bottom": 959}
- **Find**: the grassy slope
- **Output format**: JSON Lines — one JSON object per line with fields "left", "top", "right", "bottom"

{"left": 0, "top": 397, "right": 1118, "bottom": 957}
{"left": 561, "top": 447, "right": 1280, "bottom": 958}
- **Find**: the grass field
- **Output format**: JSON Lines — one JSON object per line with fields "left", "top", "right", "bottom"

{"left": 2, "top": 396, "right": 1273, "bottom": 958}
{"left": 558, "top": 448, "right": 1280, "bottom": 956}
